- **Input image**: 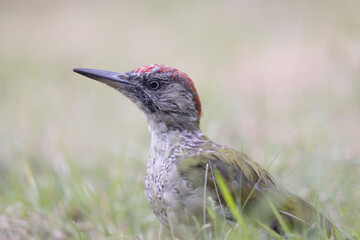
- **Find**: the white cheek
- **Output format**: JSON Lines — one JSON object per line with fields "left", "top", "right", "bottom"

{"left": 158, "top": 122, "right": 167, "bottom": 132}
{"left": 168, "top": 130, "right": 181, "bottom": 145}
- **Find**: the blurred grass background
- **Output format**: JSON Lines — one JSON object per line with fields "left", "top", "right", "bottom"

{"left": 0, "top": 0, "right": 359, "bottom": 239}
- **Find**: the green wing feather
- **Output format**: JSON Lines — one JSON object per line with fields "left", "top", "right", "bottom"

{"left": 178, "top": 141, "right": 334, "bottom": 236}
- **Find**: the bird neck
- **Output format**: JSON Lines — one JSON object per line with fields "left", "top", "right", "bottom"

{"left": 147, "top": 120, "right": 207, "bottom": 166}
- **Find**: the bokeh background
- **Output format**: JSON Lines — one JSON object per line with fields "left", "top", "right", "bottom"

{"left": 0, "top": 0, "right": 359, "bottom": 239}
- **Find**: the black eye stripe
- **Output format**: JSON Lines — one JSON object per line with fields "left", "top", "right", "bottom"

{"left": 130, "top": 86, "right": 157, "bottom": 112}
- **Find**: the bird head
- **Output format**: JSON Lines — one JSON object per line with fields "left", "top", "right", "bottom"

{"left": 74, "top": 64, "right": 202, "bottom": 131}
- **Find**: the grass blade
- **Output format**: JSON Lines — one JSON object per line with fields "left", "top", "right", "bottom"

{"left": 214, "top": 171, "right": 249, "bottom": 239}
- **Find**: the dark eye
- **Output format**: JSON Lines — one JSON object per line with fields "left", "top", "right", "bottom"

{"left": 148, "top": 80, "right": 160, "bottom": 90}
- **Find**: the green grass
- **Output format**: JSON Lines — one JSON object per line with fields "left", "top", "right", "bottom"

{"left": 1, "top": 1, "right": 360, "bottom": 239}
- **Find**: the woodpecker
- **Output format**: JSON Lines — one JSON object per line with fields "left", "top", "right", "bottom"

{"left": 74, "top": 64, "right": 334, "bottom": 239}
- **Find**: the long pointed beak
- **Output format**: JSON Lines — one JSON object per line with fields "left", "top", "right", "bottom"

{"left": 73, "top": 68, "right": 132, "bottom": 88}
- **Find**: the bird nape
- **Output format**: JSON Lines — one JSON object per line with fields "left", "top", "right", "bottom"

{"left": 73, "top": 64, "right": 337, "bottom": 239}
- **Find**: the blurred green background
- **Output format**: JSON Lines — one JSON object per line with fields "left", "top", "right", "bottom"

{"left": 0, "top": 0, "right": 359, "bottom": 239}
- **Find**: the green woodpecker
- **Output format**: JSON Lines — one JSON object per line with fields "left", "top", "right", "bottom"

{"left": 74, "top": 64, "right": 334, "bottom": 239}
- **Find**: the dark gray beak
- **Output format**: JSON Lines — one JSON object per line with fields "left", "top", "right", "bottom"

{"left": 73, "top": 68, "right": 131, "bottom": 88}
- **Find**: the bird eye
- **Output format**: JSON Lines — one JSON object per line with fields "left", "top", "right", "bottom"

{"left": 148, "top": 80, "right": 160, "bottom": 90}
